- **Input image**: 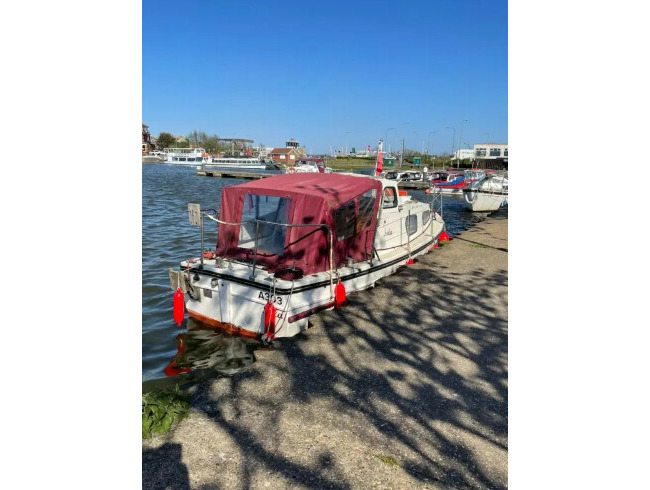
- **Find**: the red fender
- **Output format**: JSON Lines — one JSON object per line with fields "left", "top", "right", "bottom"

{"left": 335, "top": 280, "right": 346, "bottom": 309}
{"left": 173, "top": 288, "right": 185, "bottom": 327}
{"left": 439, "top": 231, "right": 450, "bottom": 242}
{"left": 264, "top": 301, "right": 276, "bottom": 340}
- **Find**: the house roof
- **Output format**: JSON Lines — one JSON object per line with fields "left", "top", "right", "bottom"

{"left": 270, "top": 148, "right": 298, "bottom": 154}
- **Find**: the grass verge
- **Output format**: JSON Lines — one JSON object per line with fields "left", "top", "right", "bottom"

{"left": 142, "top": 385, "right": 190, "bottom": 439}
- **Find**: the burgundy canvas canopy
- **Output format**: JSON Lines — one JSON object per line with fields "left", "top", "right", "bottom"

{"left": 216, "top": 173, "right": 383, "bottom": 276}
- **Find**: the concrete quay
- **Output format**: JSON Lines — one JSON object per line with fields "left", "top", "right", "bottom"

{"left": 143, "top": 208, "right": 508, "bottom": 489}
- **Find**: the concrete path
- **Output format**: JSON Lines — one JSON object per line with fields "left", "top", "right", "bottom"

{"left": 143, "top": 208, "right": 508, "bottom": 489}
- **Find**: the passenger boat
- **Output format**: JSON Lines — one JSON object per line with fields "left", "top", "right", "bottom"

{"left": 204, "top": 157, "right": 266, "bottom": 170}
{"left": 463, "top": 175, "right": 508, "bottom": 212}
{"left": 169, "top": 172, "right": 448, "bottom": 341}
{"left": 165, "top": 147, "right": 210, "bottom": 165}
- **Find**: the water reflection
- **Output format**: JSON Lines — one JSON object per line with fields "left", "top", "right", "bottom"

{"left": 142, "top": 318, "right": 262, "bottom": 392}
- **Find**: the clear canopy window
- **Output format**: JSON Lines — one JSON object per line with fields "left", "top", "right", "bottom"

{"left": 238, "top": 195, "right": 291, "bottom": 255}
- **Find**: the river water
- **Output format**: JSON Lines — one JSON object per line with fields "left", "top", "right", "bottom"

{"left": 142, "top": 164, "right": 492, "bottom": 390}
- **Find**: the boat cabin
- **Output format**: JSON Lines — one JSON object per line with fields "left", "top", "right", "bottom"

{"left": 216, "top": 174, "right": 386, "bottom": 274}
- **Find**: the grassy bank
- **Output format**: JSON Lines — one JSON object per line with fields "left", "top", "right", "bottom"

{"left": 326, "top": 159, "right": 447, "bottom": 172}
{"left": 325, "top": 157, "right": 455, "bottom": 172}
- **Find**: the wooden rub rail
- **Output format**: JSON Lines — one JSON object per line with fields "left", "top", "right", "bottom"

{"left": 196, "top": 170, "right": 431, "bottom": 189}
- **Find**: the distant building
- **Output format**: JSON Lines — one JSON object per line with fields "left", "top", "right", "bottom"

{"left": 452, "top": 149, "right": 475, "bottom": 160}
{"left": 284, "top": 138, "right": 306, "bottom": 157}
{"left": 257, "top": 146, "right": 275, "bottom": 160}
{"left": 269, "top": 147, "right": 302, "bottom": 164}
{"left": 354, "top": 145, "right": 378, "bottom": 158}
{"left": 142, "top": 123, "right": 152, "bottom": 155}
{"left": 473, "top": 143, "right": 508, "bottom": 169}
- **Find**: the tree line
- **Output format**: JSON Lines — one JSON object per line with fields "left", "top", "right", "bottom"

{"left": 155, "top": 130, "right": 225, "bottom": 154}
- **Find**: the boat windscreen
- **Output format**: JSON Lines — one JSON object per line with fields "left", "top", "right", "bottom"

{"left": 238, "top": 195, "right": 291, "bottom": 255}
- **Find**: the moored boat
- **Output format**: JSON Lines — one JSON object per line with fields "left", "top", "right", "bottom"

{"left": 430, "top": 169, "right": 486, "bottom": 195}
{"left": 204, "top": 157, "right": 266, "bottom": 170}
{"left": 169, "top": 172, "right": 447, "bottom": 341}
{"left": 431, "top": 172, "right": 466, "bottom": 194}
{"left": 286, "top": 159, "right": 332, "bottom": 173}
{"left": 165, "top": 147, "right": 210, "bottom": 165}
{"left": 463, "top": 175, "right": 508, "bottom": 212}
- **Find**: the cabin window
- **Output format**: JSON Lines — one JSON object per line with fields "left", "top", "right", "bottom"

{"left": 382, "top": 187, "right": 397, "bottom": 209}
{"left": 334, "top": 201, "right": 356, "bottom": 241}
{"left": 238, "top": 195, "right": 291, "bottom": 255}
{"left": 356, "top": 189, "right": 377, "bottom": 232}
{"left": 405, "top": 215, "right": 417, "bottom": 236}
{"left": 422, "top": 210, "right": 431, "bottom": 226}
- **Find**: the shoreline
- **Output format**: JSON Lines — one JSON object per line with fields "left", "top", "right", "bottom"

{"left": 143, "top": 207, "right": 508, "bottom": 488}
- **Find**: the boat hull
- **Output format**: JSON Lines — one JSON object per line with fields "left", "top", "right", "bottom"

{"left": 463, "top": 190, "right": 507, "bottom": 212}
{"left": 171, "top": 220, "right": 445, "bottom": 339}
{"left": 437, "top": 187, "right": 464, "bottom": 195}
{"left": 202, "top": 163, "right": 267, "bottom": 170}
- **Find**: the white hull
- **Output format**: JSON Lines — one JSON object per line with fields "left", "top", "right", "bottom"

{"left": 437, "top": 187, "right": 464, "bottom": 195}
{"left": 164, "top": 148, "right": 209, "bottom": 165}
{"left": 202, "top": 163, "right": 267, "bottom": 170}
{"left": 171, "top": 209, "right": 445, "bottom": 339}
{"left": 464, "top": 190, "right": 507, "bottom": 212}
{"left": 168, "top": 160, "right": 209, "bottom": 165}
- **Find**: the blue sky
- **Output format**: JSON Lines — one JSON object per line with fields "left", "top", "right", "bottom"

{"left": 143, "top": 0, "right": 507, "bottom": 154}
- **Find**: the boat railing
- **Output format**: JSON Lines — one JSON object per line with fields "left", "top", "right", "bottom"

{"left": 429, "top": 184, "right": 443, "bottom": 220}
{"left": 203, "top": 211, "right": 336, "bottom": 296}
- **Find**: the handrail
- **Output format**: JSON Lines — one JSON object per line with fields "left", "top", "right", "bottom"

{"left": 204, "top": 213, "right": 336, "bottom": 297}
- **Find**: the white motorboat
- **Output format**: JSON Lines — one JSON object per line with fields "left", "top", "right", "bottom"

{"left": 384, "top": 170, "right": 423, "bottom": 182}
{"left": 287, "top": 162, "right": 319, "bottom": 173}
{"left": 463, "top": 175, "right": 508, "bottom": 212}
{"left": 169, "top": 172, "right": 448, "bottom": 341}
{"left": 286, "top": 160, "right": 333, "bottom": 174}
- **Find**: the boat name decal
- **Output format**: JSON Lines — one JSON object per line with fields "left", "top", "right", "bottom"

{"left": 258, "top": 291, "right": 283, "bottom": 304}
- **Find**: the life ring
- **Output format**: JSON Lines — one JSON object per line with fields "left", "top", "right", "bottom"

{"left": 288, "top": 167, "right": 296, "bottom": 174}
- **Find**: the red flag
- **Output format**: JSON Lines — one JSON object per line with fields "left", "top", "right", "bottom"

{"left": 375, "top": 147, "right": 383, "bottom": 176}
